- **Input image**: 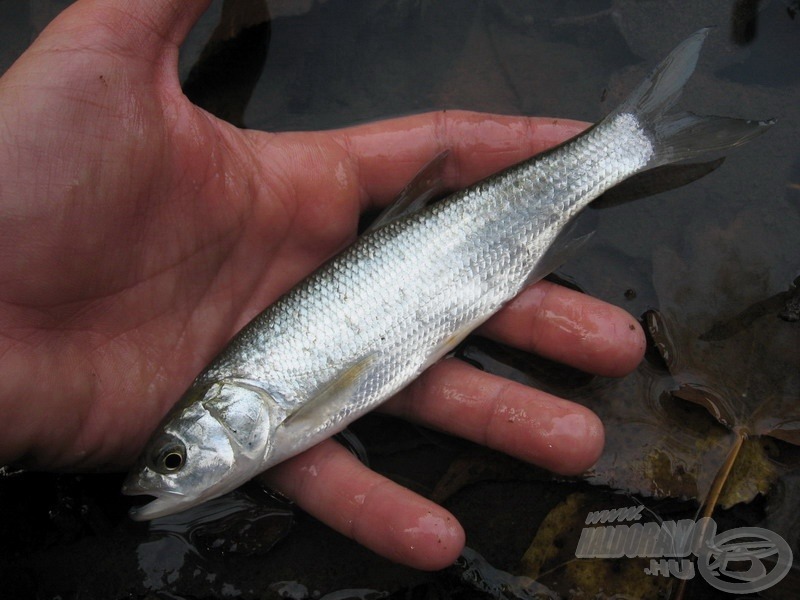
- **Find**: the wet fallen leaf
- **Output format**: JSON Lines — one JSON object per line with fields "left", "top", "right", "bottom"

{"left": 519, "top": 492, "right": 674, "bottom": 599}
{"left": 642, "top": 212, "right": 800, "bottom": 519}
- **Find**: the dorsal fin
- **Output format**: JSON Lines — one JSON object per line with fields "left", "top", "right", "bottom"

{"left": 364, "top": 150, "right": 450, "bottom": 233}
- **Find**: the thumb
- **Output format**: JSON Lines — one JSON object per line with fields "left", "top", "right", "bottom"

{"left": 33, "top": 0, "right": 212, "bottom": 68}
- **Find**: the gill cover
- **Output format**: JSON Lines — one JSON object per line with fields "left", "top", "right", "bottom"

{"left": 123, "top": 378, "right": 274, "bottom": 520}
{"left": 202, "top": 378, "right": 275, "bottom": 460}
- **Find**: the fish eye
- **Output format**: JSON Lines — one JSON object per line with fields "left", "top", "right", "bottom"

{"left": 149, "top": 440, "right": 187, "bottom": 473}
{"left": 161, "top": 448, "right": 185, "bottom": 471}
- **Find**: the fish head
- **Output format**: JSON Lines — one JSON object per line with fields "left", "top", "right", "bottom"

{"left": 123, "top": 378, "right": 275, "bottom": 521}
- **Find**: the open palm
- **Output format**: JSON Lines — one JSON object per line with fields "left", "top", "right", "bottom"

{"left": 0, "top": 1, "right": 644, "bottom": 569}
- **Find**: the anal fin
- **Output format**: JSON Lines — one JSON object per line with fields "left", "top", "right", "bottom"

{"left": 522, "top": 231, "right": 594, "bottom": 289}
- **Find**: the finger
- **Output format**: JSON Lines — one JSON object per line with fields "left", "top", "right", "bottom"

{"left": 259, "top": 439, "right": 465, "bottom": 571}
{"left": 384, "top": 358, "right": 604, "bottom": 476}
{"left": 328, "top": 110, "right": 590, "bottom": 208}
{"left": 481, "top": 281, "right": 646, "bottom": 377}
{"left": 247, "top": 112, "right": 588, "bottom": 244}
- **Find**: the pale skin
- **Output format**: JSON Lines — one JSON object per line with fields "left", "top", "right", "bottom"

{"left": 0, "top": 0, "right": 645, "bottom": 570}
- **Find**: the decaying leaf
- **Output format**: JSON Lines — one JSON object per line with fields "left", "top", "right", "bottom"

{"left": 648, "top": 209, "right": 800, "bottom": 447}
{"left": 518, "top": 493, "right": 673, "bottom": 599}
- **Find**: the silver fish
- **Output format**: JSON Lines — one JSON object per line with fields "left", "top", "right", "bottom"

{"left": 123, "top": 30, "right": 772, "bottom": 520}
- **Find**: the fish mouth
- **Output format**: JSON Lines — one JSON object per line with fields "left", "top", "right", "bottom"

{"left": 122, "top": 477, "right": 191, "bottom": 521}
{"left": 121, "top": 471, "right": 244, "bottom": 522}
{"left": 126, "top": 494, "right": 192, "bottom": 521}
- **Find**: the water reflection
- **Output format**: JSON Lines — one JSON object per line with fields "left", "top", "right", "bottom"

{"left": 137, "top": 488, "right": 294, "bottom": 594}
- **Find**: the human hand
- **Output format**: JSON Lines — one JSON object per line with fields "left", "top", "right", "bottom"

{"left": 0, "top": 0, "right": 644, "bottom": 569}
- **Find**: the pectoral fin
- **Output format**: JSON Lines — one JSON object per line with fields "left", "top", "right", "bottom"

{"left": 281, "top": 353, "right": 378, "bottom": 428}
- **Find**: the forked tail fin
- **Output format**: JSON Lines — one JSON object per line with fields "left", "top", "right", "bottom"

{"left": 612, "top": 28, "right": 774, "bottom": 168}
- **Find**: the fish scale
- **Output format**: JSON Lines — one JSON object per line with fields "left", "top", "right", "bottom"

{"left": 124, "top": 30, "right": 773, "bottom": 520}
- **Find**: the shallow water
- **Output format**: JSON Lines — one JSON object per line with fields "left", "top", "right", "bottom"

{"left": 1, "top": 1, "right": 798, "bottom": 598}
